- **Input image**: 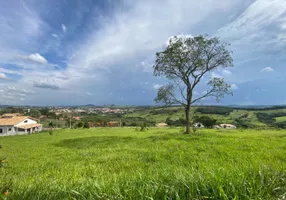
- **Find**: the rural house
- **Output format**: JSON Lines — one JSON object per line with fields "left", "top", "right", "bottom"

{"left": 194, "top": 123, "right": 205, "bottom": 128}
{"left": 156, "top": 122, "right": 168, "bottom": 128}
{"left": 218, "top": 124, "right": 237, "bottom": 129}
{"left": 0, "top": 114, "right": 42, "bottom": 136}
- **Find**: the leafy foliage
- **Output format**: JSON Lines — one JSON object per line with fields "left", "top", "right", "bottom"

{"left": 48, "top": 121, "right": 55, "bottom": 128}
{"left": 195, "top": 116, "right": 217, "bottom": 128}
{"left": 165, "top": 117, "right": 186, "bottom": 126}
{"left": 153, "top": 35, "right": 233, "bottom": 133}
{"left": 196, "top": 106, "right": 234, "bottom": 115}
{"left": 77, "top": 121, "right": 84, "bottom": 128}
{"left": 83, "top": 122, "right": 90, "bottom": 129}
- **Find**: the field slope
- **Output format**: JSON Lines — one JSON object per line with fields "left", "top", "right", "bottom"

{"left": 0, "top": 128, "right": 286, "bottom": 199}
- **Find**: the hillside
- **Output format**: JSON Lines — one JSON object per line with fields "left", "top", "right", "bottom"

{"left": 125, "top": 105, "right": 286, "bottom": 128}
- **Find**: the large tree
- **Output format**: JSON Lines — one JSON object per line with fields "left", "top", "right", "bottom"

{"left": 153, "top": 35, "right": 233, "bottom": 134}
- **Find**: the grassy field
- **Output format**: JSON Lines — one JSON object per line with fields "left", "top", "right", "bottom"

{"left": 275, "top": 116, "right": 286, "bottom": 123}
{"left": 125, "top": 107, "right": 273, "bottom": 127}
{"left": 40, "top": 118, "right": 67, "bottom": 128}
{"left": 1, "top": 128, "right": 286, "bottom": 199}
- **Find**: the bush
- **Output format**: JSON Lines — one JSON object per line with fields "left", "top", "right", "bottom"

{"left": 77, "top": 121, "right": 84, "bottom": 128}
{"left": 196, "top": 106, "right": 234, "bottom": 115}
{"left": 256, "top": 113, "right": 275, "bottom": 125}
{"left": 195, "top": 116, "right": 216, "bottom": 128}
{"left": 48, "top": 121, "right": 55, "bottom": 128}
{"left": 83, "top": 122, "right": 90, "bottom": 129}
{"left": 140, "top": 123, "right": 148, "bottom": 131}
{"left": 165, "top": 117, "right": 186, "bottom": 126}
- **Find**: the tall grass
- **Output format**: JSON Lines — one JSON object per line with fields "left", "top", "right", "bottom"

{"left": 0, "top": 128, "right": 286, "bottom": 199}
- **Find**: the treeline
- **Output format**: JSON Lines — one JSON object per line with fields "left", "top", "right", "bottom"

{"left": 256, "top": 112, "right": 286, "bottom": 128}
{"left": 149, "top": 108, "right": 182, "bottom": 115}
{"left": 165, "top": 116, "right": 216, "bottom": 128}
{"left": 196, "top": 107, "right": 234, "bottom": 115}
{"left": 236, "top": 106, "right": 286, "bottom": 111}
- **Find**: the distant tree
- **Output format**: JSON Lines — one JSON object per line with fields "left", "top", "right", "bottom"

{"left": 154, "top": 35, "right": 233, "bottom": 134}
{"left": 47, "top": 112, "right": 57, "bottom": 119}
{"left": 39, "top": 108, "right": 49, "bottom": 116}
{"left": 77, "top": 121, "right": 84, "bottom": 128}
{"left": 196, "top": 116, "right": 216, "bottom": 128}
{"left": 83, "top": 122, "right": 90, "bottom": 129}
{"left": 48, "top": 121, "right": 55, "bottom": 128}
{"left": 140, "top": 123, "right": 148, "bottom": 131}
{"left": 29, "top": 109, "right": 41, "bottom": 118}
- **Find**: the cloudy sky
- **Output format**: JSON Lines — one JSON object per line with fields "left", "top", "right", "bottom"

{"left": 0, "top": 0, "right": 286, "bottom": 106}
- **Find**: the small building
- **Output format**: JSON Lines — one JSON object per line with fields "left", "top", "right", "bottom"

{"left": 39, "top": 115, "right": 48, "bottom": 120}
{"left": 194, "top": 123, "right": 205, "bottom": 128}
{"left": 0, "top": 114, "right": 42, "bottom": 136}
{"left": 156, "top": 123, "right": 168, "bottom": 128}
{"left": 73, "top": 116, "right": 81, "bottom": 121}
{"left": 107, "top": 121, "right": 119, "bottom": 127}
{"left": 219, "top": 124, "right": 237, "bottom": 129}
{"left": 213, "top": 125, "right": 221, "bottom": 129}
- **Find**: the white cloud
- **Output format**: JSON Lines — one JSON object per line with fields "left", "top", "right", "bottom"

{"left": 33, "top": 80, "right": 60, "bottom": 90}
{"left": 231, "top": 83, "right": 239, "bottom": 90}
{"left": 211, "top": 72, "right": 223, "bottom": 78}
{"left": 52, "top": 34, "right": 58, "bottom": 38}
{"left": 153, "top": 84, "right": 163, "bottom": 89}
{"left": 61, "top": 24, "right": 66, "bottom": 32}
{"left": 261, "top": 67, "right": 274, "bottom": 72}
{"left": 0, "top": 72, "right": 7, "bottom": 79}
{"left": 222, "top": 69, "right": 232, "bottom": 75}
{"left": 166, "top": 34, "right": 193, "bottom": 46}
{"left": 0, "top": 1, "right": 45, "bottom": 64}
{"left": 69, "top": 0, "right": 241, "bottom": 74}
{"left": 20, "top": 53, "right": 48, "bottom": 65}
{"left": 86, "top": 92, "right": 95, "bottom": 96}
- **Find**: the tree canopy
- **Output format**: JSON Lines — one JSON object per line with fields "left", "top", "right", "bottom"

{"left": 153, "top": 35, "right": 233, "bottom": 134}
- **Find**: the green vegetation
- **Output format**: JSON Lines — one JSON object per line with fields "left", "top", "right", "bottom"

{"left": 275, "top": 116, "right": 286, "bottom": 123}
{"left": 153, "top": 35, "right": 233, "bottom": 134}
{"left": 0, "top": 128, "right": 286, "bottom": 199}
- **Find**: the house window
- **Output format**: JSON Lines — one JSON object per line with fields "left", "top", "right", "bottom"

{"left": 8, "top": 128, "right": 12, "bottom": 132}
{"left": 0, "top": 129, "right": 2, "bottom": 134}
{"left": 24, "top": 120, "right": 28, "bottom": 123}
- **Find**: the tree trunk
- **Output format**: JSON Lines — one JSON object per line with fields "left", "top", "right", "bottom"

{"left": 185, "top": 105, "right": 191, "bottom": 134}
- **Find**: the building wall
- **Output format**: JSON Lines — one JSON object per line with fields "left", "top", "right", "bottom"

{"left": 0, "top": 118, "right": 40, "bottom": 136}
{"left": 0, "top": 126, "right": 25, "bottom": 136}
{"left": 16, "top": 118, "right": 37, "bottom": 126}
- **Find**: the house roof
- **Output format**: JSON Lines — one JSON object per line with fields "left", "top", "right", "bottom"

{"left": 1, "top": 113, "right": 22, "bottom": 118}
{"left": 219, "top": 124, "right": 236, "bottom": 127}
{"left": 0, "top": 116, "right": 31, "bottom": 126}
{"left": 156, "top": 123, "right": 168, "bottom": 127}
{"left": 16, "top": 123, "right": 42, "bottom": 130}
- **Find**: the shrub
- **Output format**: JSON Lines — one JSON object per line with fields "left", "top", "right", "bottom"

{"left": 196, "top": 106, "right": 234, "bottom": 115}
{"left": 83, "top": 122, "right": 90, "bottom": 129}
{"left": 77, "top": 121, "right": 84, "bottom": 128}
{"left": 140, "top": 123, "right": 148, "bottom": 131}
{"left": 195, "top": 116, "right": 216, "bottom": 128}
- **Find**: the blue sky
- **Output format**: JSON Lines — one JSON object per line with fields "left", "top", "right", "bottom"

{"left": 0, "top": 0, "right": 286, "bottom": 106}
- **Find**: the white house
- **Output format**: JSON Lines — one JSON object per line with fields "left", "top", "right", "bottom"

{"left": 0, "top": 114, "right": 42, "bottom": 136}
{"left": 218, "top": 124, "right": 237, "bottom": 129}
{"left": 194, "top": 123, "right": 205, "bottom": 128}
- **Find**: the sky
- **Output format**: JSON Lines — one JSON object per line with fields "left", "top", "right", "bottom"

{"left": 0, "top": 0, "right": 286, "bottom": 106}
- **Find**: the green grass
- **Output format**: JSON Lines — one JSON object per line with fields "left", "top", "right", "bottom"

{"left": 40, "top": 118, "right": 67, "bottom": 128}
{"left": 1, "top": 128, "right": 286, "bottom": 199}
{"left": 275, "top": 116, "right": 286, "bottom": 123}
